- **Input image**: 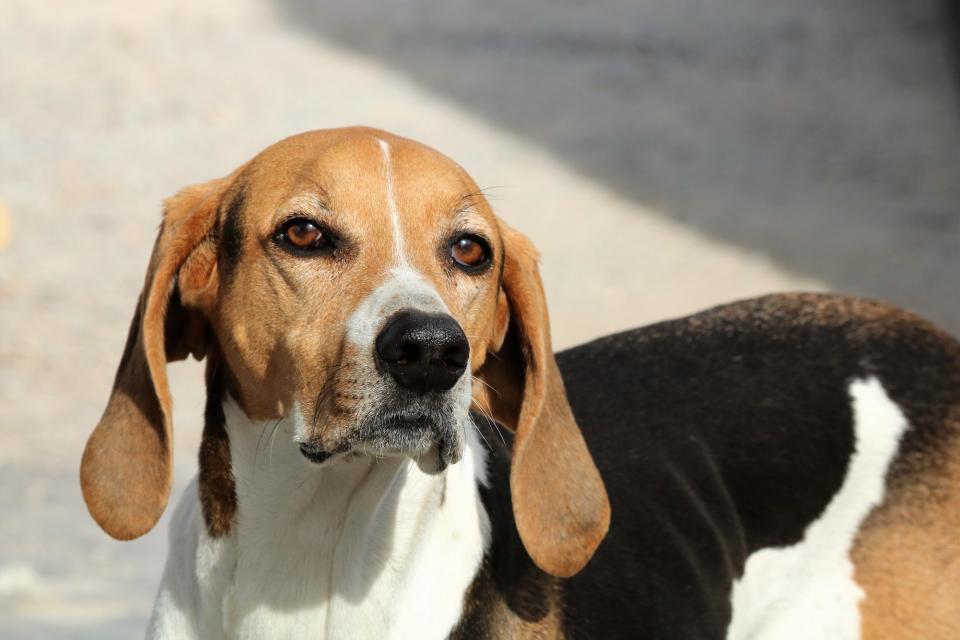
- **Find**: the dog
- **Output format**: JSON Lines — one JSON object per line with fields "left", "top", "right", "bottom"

{"left": 80, "top": 128, "right": 960, "bottom": 639}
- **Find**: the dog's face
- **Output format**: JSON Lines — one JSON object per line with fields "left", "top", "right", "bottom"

{"left": 203, "top": 132, "right": 506, "bottom": 469}
{"left": 80, "top": 128, "right": 609, "bottom": 578}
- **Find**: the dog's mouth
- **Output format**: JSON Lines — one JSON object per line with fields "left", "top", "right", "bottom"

{"left": 299, "top": 443, "right": 333, "bottom": 464}
{"left": 299, "top": 409, "right": 464, "bottom": 470}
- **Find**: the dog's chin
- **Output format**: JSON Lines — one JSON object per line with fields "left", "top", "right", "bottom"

{"left": 300, "top": 414, "right": 464, "bottom": 472}
{"left": 356, "top": 415, "right": 464, "bottom": 472}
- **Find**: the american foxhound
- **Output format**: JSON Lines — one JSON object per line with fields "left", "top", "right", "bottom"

{"left": 81, "top": 128, "right": 960, "bottom": 639}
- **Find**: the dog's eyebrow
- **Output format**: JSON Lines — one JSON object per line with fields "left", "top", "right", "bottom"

{"left": 285, "top": 192, "right": 334, "bottom": 217}
{"left": 293, "top": 172, "right": 332, "bottom": 207}
{"left": 453, "top": 191, "right": 486, "bottom": 216}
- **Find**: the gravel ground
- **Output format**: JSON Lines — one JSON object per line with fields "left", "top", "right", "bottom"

{"left": 0, "top": 0, "right": 955, "bottom": 636}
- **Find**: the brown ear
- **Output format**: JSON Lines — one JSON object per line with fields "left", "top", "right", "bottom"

{"left": 477, "top": 223, "right": 610, "bottom": 577}
{"left": 80, "top": 177, "right": 228, "bottom": 540}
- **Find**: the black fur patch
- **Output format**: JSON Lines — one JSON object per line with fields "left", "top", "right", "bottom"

{"left": 218, "top": 185, "right": 246, "bottom": 280}
{"left": 456, "top": 293, "right": 960, "bottom": 638}
{"left": 198, "top": 356, "right": 237, "bottom": 537}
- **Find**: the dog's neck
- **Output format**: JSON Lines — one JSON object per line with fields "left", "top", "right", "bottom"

{"left": 217, "top": 398, "right": 491, "bottom": 640}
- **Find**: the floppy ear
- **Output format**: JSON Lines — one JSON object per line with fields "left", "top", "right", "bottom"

{"left": 477, "top": 223, "right": 610, "bottom": 578}
{"left": 80, "top": 177, "right": 228, "bottom": 540}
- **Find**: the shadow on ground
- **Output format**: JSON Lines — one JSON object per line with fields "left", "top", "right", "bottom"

{"left": 274, "top": 0, "right": 960, "bottom": 334}
{"left": 947, "top": 0, "right": 960, "bottom": 94}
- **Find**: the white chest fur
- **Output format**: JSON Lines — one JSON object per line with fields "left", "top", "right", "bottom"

{"left": 147, "top": 401, "right": 490, "bottom": 640}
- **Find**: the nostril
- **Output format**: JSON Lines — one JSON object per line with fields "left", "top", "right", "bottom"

{"left": 442, "top": 343, "right": 469, "bottom": 370}
{"left": 396, "top": 340, "right": 421, "bottom": 365}
{"left": 376, "top": 317, "right": 421, "bottom": 365}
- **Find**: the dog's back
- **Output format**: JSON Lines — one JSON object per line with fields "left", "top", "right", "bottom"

{"left": 459, "top": 293, "right": 960, "bottom": 639}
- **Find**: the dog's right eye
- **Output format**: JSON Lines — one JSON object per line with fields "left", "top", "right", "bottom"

{"left": 275, "top": 218, "right": 332, "bottom": 253}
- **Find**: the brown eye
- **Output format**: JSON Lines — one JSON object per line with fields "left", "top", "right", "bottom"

{"left": 451, "top": 234, "right": 491, "bottom": 272}
{"left": 286, "top": 220, "right": 322, "bottom": 247}
{"left": 276, "top": 218, "right": 331, "bottom": 253}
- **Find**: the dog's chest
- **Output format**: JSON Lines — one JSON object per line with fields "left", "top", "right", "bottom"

{"left": 211, "top": 413, "right": 490, "bottom": 640}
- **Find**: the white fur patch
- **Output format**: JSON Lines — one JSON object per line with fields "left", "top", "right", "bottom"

{"left": 147, "top": 477, "right": 236, "bottom": 639}
{"left": 146, "top": 401, "right": 490, "bottom": 640}
{"left": 377, "top": 138, "right": 407, "bottom": 267}
{"left": 726, "top": 377, "right": 908, "bottom": 639}
{"left": 345, "top": 266, "right": 449, "bottom": 348}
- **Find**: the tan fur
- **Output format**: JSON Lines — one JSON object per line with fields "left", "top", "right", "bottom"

{"left": 470, "top": 585, "right": 565, "bottom": 639}
{"left": 80, "top": 127, "right": 610, "bottom": 577}
{"left": 451, "top": 559, "right": 565, "bottom": 639}
{"left": 853, "top": 412, "right": 960, "bottom": 639}
{"left": 485, "top": 604, "right": 564, "bottom": 640}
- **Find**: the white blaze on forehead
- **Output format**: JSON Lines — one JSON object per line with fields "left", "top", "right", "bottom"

{"left": 726, "top": 376, "right": 908, "bottom": 640}
{"left": 378, "top": 138, "right": 408, "bottom": 268}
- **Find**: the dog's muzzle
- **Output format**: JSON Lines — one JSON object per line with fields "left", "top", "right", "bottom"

{"left": 299, "top": 310, "right": 469, "bottom": 468}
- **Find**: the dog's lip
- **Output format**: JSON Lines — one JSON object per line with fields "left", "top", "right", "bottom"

{"left": 384, "top": 416, "right": 432, "bottom": 430}
{"left": 299, "top": 443, "right": 332, "bottom": 464}
{"left": 299, "top": 410, "right": 463, "bottom": 467}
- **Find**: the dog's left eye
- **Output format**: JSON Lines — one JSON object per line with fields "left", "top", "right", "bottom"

{"left": 450, "top": 234, "right": 491, "bottom": 272}
{"left": 275, "top": 218, "right": 331, "bottom": 253}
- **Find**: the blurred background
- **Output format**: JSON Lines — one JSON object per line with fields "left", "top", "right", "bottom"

{"left": 1, "top": 0, "right": 958, "bottom": 636}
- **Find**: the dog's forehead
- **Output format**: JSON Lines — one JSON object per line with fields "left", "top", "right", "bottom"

{"left": 237, "top": 128, "right": 484, "bottom": 225}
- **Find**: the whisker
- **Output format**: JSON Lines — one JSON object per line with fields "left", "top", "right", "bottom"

{"left": 455, "top": 186, "right": 507, "bottom": 211}
{"left": 254, "top": 420, "right": 271, "bottom": 457}
{"left": 470, "top": 386, "right": 508, "bottom": 448}
{"left": 471, "top": 374, "right": 502, "bottom": 399}
{"left": 485, "top": 350, "right": 505, "bottom": 363}
{"left": 267, "top": 418, "right": 284, "bottom": 468}
{"left": 469, "top": 416, "right": 493, "bottom": 452}
{"left": 252, "top": 420, "right": 273, "bottom": 483}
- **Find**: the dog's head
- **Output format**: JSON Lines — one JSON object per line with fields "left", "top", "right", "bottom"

{"left": 80, "top": 127, "right": 609, "bottom": 577}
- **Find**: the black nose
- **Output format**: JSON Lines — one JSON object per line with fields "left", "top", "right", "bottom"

{"left": 375, "top": 310, "right": 469, "bottom": 394}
